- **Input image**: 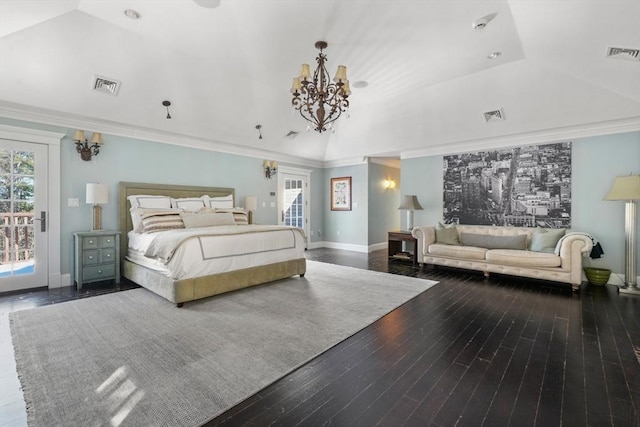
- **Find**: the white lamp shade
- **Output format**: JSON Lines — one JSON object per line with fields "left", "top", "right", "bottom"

{"left": 86, "top": 183, "right": 108, "bottom": 205}
{"left": 90, "top": 132, "right": 103, "bottom": 145}
{"left": 73, "top": 130, "right": 85, "bottom": 141}
{"left": 245, "top": 195, "right": 258, "bottom": 212}
{"left": 604, "top": 175, "right": 640, "bottom": 201}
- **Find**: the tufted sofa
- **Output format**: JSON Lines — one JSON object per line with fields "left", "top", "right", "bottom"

{"left": 411, "top": 225, "right": 593, "bottom": 291}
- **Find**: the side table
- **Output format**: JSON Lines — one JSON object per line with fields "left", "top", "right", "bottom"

{"left": 388, "top": 230, "right": 418, "bottom": 265}
{"left": 73, "top": 230, "right": 121, "bottom": 290}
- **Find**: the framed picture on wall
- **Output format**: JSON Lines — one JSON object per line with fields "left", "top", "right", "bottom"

{"left": 331, "top": 177, "right": 352, "bottom": 211}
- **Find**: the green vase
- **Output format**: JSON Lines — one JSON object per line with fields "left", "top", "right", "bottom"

{"left": 583, "top": 267, "right": 611, "bottom": 285}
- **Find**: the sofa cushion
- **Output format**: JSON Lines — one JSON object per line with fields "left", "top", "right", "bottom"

{"left": 460, "top": 232, "right": 527, "bottom": 250}
{"left": 436, "top": 222, "right": 459, "bottom": 245}
{"left": 428, "top": 243, "right": 487, "bottom": 260}
{"left": 485, "top": 249, "right": 561, "bottom": 268}
{"left": 530, "top": 228, "right": 566, "bottom": 253}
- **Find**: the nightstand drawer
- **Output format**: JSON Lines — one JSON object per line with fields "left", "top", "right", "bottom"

{"left": 99, "top": 236, "right": 116, "bottom": 248}
{"left": 100, "top": 248, "right": 116, "bottom": 263}
{"left": 83, "top": 250, "right": 99, "bottom": 265}
{"left": 82, "top": 264, "right": 116, "bottom": 282}
{"left": 83, "top": 236, "right": 99, "bottom": 249}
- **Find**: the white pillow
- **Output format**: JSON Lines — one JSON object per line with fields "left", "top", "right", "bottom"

{"left": 127, "top": 195, "right": 172, "bottom": 209}
{"left": 180, "top": 212, "right": 236, "bottom": 228}
{"left": 203, "top": 194, "right": 233, "bottom": 209}
{"left": 171, "top": 197, "right": 206, "bottom": 211}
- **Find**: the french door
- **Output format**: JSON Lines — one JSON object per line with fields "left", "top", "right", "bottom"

{"left": 0, "top": 140, "right": 48, "bottom": 292}
{"left": 278, "top": 168, "right": 310, "bottom": 245}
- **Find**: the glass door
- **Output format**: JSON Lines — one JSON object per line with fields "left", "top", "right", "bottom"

{"left": 278, "top": 171, "right": 309, "bottom": 245}
{"left": 0, "top": 140, "right": 48, "bottom": 292}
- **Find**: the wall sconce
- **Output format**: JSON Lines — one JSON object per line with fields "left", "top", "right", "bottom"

{"left": 383, "top": 179, "right": 396, "bottom": 189}
{"left": 86, "top": 183, "right": 108, "bottom": 231}
{"left": 263, "top": 160, "right": 278, "bottom": 179}
{"left": 74, "top": 130, "right": 103, "bottom": 161}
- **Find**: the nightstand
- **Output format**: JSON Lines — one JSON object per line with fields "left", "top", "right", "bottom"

{"left": 73, "top": 231, "right": 121, "bottom": 290}
{"left": 388, "top": 230, "right": 418, "bottom": 265}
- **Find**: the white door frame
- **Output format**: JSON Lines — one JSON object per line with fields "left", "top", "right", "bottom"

{"left": 0, "top": 125, "right": 64, "bottom": 288}
{"left": 277, "top": 165, "right": 312, "bottom": 242}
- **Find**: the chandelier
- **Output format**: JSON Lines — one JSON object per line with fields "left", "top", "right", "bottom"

{"left": 290, "top": 41, "right": 351, "bottom": 133}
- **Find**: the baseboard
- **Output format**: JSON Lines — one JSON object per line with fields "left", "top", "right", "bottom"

{"left": 307, "top": 241, "right": 387, "bottom": 253}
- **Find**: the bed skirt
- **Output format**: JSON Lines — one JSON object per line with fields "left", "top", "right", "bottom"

{"left": 123, "top": 258, "right": 306, "bottom": 306}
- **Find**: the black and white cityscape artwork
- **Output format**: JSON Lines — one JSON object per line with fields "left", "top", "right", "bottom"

{"left": 443, "top": 142, "right": 571, "bottom": 228}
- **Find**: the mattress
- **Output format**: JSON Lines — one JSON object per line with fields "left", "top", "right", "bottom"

{"left": 126, "top": 225, "right": 306, "bottom": 281}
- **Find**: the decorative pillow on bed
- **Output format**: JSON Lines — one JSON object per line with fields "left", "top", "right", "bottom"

{"left": 127, "top": 195, "right": 172, "bottom": 209}
{"left": 171, "top": 197, "right": 206, "bottom": 211}
{"left": 139, "top": 209, "right": 185, "bottom": 233}
{"left": 215, "top": 208, "right": 249, "bottom": 225}
{"left": 180, "top": 212, "right": 236, "bottom": 228}
{"left": 129, "top": 207, "right": 182, "bottom": 233}
{"left": 202, "top": 194, "right": 234, "bottom": 209}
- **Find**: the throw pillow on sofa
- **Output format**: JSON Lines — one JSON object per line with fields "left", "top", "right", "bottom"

{"left": 460, "top": 232, "right": 528, "bottom": 250}
{"left": 436, "top": 222, "right": 460, "bottom": 245}
{"left": 530, "top": 228, "right": 566, "bottom": 253}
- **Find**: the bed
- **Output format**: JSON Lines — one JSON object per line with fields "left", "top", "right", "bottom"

{"left": 118, "top": 182, "right": 306, "bottom": 307}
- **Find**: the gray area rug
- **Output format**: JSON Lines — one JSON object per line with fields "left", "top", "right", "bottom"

{"left": 10, "top": 260, "right": 438, "bottom": 426}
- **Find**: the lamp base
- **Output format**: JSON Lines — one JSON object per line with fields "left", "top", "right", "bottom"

{"left": 619, "top": 284, "right": 640, "bottom": 296}
{"left": 92, "top": 205, "right": 102, "bottom": 231}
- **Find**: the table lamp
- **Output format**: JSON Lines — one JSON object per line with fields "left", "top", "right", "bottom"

{"left": 398, "top": 195, "right": 423, "bottom": 231}
{"left": 86, "top": 183, "right": 108, "bottom": 231}
{"left": 245, "top": 195, "right": 258, "bottom": 224}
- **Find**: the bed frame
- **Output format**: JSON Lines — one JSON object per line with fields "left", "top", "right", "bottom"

{"left": 118, "top": 182, "right": 306, "bottom": 307}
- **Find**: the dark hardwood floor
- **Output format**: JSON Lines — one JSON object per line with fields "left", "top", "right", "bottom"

{"left": 1, "top": 248, "right": 638, "bottom": 427}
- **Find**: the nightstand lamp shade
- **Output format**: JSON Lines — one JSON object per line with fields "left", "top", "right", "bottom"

{"left": 245, "top": 195, "right": 258, "bottom": 224}
{"left": 398, "top": 195, "right": 423, "bottom": 231}
{"left": 604, "top": 174, "right": 640, "bottom": 293}
{"left": 86, "top": 183, "right": 109, "bottom": 231}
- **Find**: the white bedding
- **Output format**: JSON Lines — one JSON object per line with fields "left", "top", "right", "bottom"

{"left": 127, "top": 225, "right": 306, "bottom": 281}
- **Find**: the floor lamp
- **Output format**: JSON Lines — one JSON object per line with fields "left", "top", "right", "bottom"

{"left": 604, "top": 174, "right": 640, "bottom": 295}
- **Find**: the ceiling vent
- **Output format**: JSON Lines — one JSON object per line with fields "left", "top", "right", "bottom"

{"left": 483, "top": 108, "right": 505, "bottom": 122}
{"left": 606, "top": 47, "right": 639, "bottom": 61}
{"left": 285, "top": 130, "right": 299, "bottom": 139}
{"left": 91, "top": 75, "right": 121, "bottom": 96}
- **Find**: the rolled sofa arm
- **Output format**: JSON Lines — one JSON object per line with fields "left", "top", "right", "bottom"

{"left": 412, "top": 226, "right": 436, "bottom": 264}
{"left": 558, "top": 234, "right": 593, "bottom": 285}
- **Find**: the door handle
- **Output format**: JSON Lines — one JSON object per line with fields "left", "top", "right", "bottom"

{"left": 32, "top": 211, "right": 46, "bottom": 232}
{"left": 282, "top": 210, "right": 285, "bottom": 222}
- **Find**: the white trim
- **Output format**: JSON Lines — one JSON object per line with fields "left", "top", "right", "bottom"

{"left": 401, "top": 117, "right": 640, "bottom": 159}
{"left": 319, "top": 241, "right": 370, "bottom": 253}
{"left": 0, "top": 124, "right": 63, "bottom": 288}
{"left": 368, "top": 157, "right": 401, "bottom": 169}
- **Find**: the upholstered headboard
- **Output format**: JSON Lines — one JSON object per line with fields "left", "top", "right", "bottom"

{"left": 118, "top": 181, "right": 235, "bottom": 264}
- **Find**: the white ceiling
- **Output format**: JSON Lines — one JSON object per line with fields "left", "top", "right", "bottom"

{"left": 0, "top": 0, "right": 638, "bottom": 166}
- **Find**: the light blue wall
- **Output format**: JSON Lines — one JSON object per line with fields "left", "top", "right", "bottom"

{"left": 402, "top": 131, "right": 640, "bottom": 278}
{"left": 1, "top": 118, "right": 324, "bottom": 275}
{"left": 323, "top": 164, "right": 368, "bottom": 245}
{"left": 368, "top": 163, "right": 401, "bottom": 244}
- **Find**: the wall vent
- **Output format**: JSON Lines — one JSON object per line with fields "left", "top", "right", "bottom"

{"left": 91, "top": 75, "right": 121, "bottom": 96}
{"left": 483, "top": 108, "right": 505, "bottom": 122}
{"left": 606, "top": 47, "right": 639, "bottom": 61}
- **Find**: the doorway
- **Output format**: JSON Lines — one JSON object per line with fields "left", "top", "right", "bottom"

{"left": 277, "top": 167, "right": 311, "bottom": 245}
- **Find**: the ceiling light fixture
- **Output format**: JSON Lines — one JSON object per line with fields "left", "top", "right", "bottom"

{"left": 162, "top": 100, "right": 172, "bottom": 119}
{"left": 487, "top": 51, "right": 502, "bottom": 59}
{"left": 255, "top": 124, "right": 263, "bottom": 139}
{"left": 291, "top": 41, "right": 351, "bottom": 133}
{"left": 193, "top": 0, "right": 221, "bottom": 8}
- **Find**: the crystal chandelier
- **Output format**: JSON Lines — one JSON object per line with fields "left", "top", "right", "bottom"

{"left": 290, "top": 41, "right": 351, "bottom": 133}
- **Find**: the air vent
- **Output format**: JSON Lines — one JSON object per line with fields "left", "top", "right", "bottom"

{"left": 91, "top": 75, "right": 121, "bottom": 96}
{"left": 483, "top": 108, "right": 505, "bottom": 122}
{"left": 285, "top": 130, "right": 299, "bottom": 139}
{"left": 606, "top": 47, "right": 639, "bottom": 61}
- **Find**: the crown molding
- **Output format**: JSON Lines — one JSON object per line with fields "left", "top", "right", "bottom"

{"left": 401, "top": 117, "right": 640, "bottom": 159}
{"left": 0, "top": 101, "right": 324, "bottom": 169}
